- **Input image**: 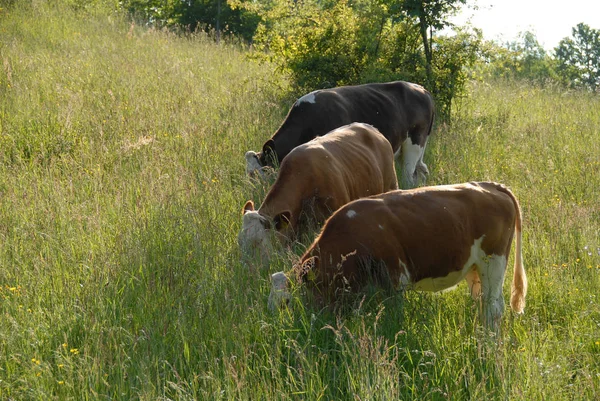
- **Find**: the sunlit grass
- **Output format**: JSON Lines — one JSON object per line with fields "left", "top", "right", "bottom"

{"left": 0, "top": 2, "right": 599, "bottom": 400}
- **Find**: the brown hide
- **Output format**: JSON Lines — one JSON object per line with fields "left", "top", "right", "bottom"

{"left": 258, "top": 123, "right": 399, "bottom": 237}
{"left": 295, "top": 182, "right": 520, "bottom": 304}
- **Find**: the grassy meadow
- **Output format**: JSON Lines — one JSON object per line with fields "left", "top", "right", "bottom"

{"left": 1, "top": 2, "right": 599, "bottom": 400}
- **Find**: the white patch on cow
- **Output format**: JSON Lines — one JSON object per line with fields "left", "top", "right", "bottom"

{"left": 409, "top": 235, "right": 509, "bottom": 329}
{"left": 346, "top": 209, "right": 357, "bottom": 219}
{"left": 415, "top": 137, "right": 430, "bottom": 182}
{"left": 296, "top": 91, "right": 318, "bottom": 105}
{"left": 413, "top": 236, "right": 485, "bottom": 293}
{"left": 238, "top": 210, "right": 272, "bottom": 264}
{"left": 378, "top": 224, "right": 384, "bottom": 230}
{"left": 245, "top": 151, "right": 265, "bottom": 178}
{"left": 408, "top": 82, "right": 426, "bottom": 93}
{"left": 398, "top": 259, "right": 412, "bottom": 287}
{"left": 399, "top": 137, "right": 425, "bottom": 188}
{"left": 268, "top": 271, "right": 291, "bottom": 311}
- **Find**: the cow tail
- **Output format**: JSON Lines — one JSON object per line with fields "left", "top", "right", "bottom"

{"left": 427, "top": 95, "right": 435, "bottom": 138}
{"left": 496, "top": 184, "right": 527, "bottom": 313}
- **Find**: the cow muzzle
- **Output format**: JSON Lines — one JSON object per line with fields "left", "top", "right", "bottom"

{"left": 245, "top": 151, "right": 266, "bottom": 178}
{"left": 268, "top": 271, "right": 291, "bottom": 311}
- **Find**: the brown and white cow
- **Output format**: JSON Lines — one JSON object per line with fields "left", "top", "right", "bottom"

{"left": 245, "top": 81, "right": 435, "bottom": 188}
{"left": 268, "top": 182, "right": 528, "bottom": 330}
{"left": 239, "top": 123, "right": 399, "bottom": 264}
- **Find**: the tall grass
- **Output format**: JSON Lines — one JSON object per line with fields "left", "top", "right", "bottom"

{"left": 1, "top": 2, "right": 599, "bottom": 400}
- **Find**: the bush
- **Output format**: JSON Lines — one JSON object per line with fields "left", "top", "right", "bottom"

{"left": 249, "top": 0, "right": 481, "bottom": 120}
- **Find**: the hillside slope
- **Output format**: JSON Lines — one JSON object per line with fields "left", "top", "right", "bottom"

{"left": 1, "top": 2, "right": 599, "bottom": 400}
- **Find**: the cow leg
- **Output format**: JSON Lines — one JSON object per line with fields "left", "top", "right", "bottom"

{"left": 477, "top": 254, "right": 508, "bottom": 330}
{"left": 398, "top": 137, "right": 422, "bottom": 188}
{"left": 415, "top": 137, "right": 430, "bottom": 183}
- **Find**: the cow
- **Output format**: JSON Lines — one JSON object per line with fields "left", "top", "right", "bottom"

{"left": 268, "top": 182, "right": 528, "bottom": 330}
{"left": 245, "top": 81, "right": 435, "bottom": 188}
{"left": 238, "top": 123, "right": 399, "bottom": 265}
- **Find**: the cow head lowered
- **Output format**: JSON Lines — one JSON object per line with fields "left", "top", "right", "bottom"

{"left": 237, "top": 200, "right": 292, "bottom": 266}
{"left": 267, "top": 271, "right": 292, "bottom": 310}
{"left": 267, "top": 256, "right": 320, "bottom": 311}
{"left": 245, "top": 140, "right": 277, "bottom": 177}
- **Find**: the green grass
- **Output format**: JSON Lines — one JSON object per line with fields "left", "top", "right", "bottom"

{"left": 1, "top": 2, "right": 599, "bottom": 400}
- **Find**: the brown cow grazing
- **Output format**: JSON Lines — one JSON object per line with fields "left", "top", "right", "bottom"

{"left": 268, "top": 182, "right": 528, "bottom": 330}
{"left": 238, "top": 123, "right": 399, "bottom": 264}
{"left": 245, "top": 81, "right": 435, "bottom": 188}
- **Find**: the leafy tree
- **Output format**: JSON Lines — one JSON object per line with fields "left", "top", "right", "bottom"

{"left": 391, "top": 0, "right": 466, "bottom": 87}
{"left": 174, "top": 0, "right": 259, "bottom": 41}
{"left": 480, "top": 31, "right": 556, "bottom": 84}
{"left": 247, "top": 0, "right": 381, "bottom": 89}
{"left": 554, "top": 23, "right": 600, "bottom": 90}
{"left": 246, "top": 0, "right": 476, "bottom": 119}
{"left": 432, "top": 28, "right": 482, "bottom": 117}
{"left": 119, "top": 0, "right": 179, "bottom": 25}
{"left": 120, "top": 0, "right": 259, "bottom": 41}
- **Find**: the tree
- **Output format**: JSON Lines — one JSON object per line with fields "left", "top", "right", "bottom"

{"left": 174, "top": 0, "right": 260, "bottom": 42}
{"left": 555, "top": 23, "right": 600, "bottom": 90}
{"left": 480, "top": 31, "right": 556, "bottom": 84}
{"left": 391, "top": 0, "right": 466, "bottom": 87}
{"left": 432, "top": 28, "right": 482, "bottom": 117}
{"left": 246, "top": 0, "right": 477, "bottom": 119}
{"left": 120, "top": 0, "right": 259, "bottom": 42}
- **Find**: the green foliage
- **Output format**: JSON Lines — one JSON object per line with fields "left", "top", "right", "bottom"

{"left": 555, "top": 23, "right": 600, "bottom": 90}
{"left": 250, "top": 0, "right": 372, "bottom": 89}
{"left": 479, "top": 31, "right": 556, "bottom": 85}
{"left": 395, "top": 0, "right": 466, "bottom": 30}
{"left": 249, "top": 0, "right": 479, "bottom": 119}
{"left": 478, "top": 25, "right": 600, "bottom": 92}
{"left": 118, "top": 0, "right": 180, "bottom": 25}
{"left": 0, "top": 0, "right": 119, "bottom": 12}
{"left": 119, "top": 0, "right": 260, "bottom": 41}
{"left": 390, "top": 0, "right": 467, "bottom": 77}
{"left": 429, "top": 28, "right": 483, "bottom": 117}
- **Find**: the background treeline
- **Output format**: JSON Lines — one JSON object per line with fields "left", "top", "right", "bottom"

{"left": 115, "top": 0, "right": 599, "bottom": 116}
{"left": 31, "top": 0, "right": 600, "bottom": 119}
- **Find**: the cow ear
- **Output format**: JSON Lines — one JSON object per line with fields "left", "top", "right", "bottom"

{"left": 262, "top": 139, "right": 275, "bottom": 153}
{"left": 274, "top": 211, "right": 291, "bottom": 231}
{"left": 261, "top": 139, "right": 277, "bottom": 165}
{"left": 242, "top": 200, "right": 255, "bottom": 214}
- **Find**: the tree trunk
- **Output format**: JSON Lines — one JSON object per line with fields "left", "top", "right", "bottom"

{"left": 216, "top": 0, "right": 221, "bottom": 44}
{"left": 417, "top": 3, "right": 433, "bottom": 87}
{"left": 373, "top": 15, "right": 387, "bottom": 61}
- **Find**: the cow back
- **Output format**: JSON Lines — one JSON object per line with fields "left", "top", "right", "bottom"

{"left": 298, "top": 182, "right": 517, "bottom": 301}
{"left": 264, "top": 81, "right": 434, "bottom": 165}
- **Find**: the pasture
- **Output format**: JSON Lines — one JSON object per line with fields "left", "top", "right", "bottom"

{"left": 0, "top": 2, "right": 598, "bottom": 399}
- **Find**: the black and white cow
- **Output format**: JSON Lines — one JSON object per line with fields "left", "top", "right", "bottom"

{"left": 245, "top": 81, "right": 435, "bottom": 188}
